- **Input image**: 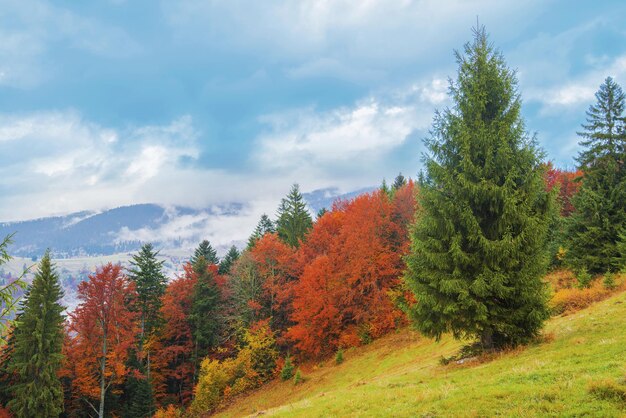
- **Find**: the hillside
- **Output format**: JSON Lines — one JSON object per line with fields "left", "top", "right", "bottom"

{"left": 218, "top": 290, "right": 626, "bottom": 417}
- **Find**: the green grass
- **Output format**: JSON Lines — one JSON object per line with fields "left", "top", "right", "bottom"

{"left": 218, "top": 290, "right": 626, "bottom": 417}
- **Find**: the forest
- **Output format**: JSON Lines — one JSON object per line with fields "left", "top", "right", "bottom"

{"left": 0, "top": 26, "right": 625, "bottom": 417}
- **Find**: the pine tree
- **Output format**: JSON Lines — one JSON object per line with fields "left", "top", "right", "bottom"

{"left": 7, "top": 251, "right": 65, "bottom": 417}
{"left": 127, "top": 243, "right": 167, "bottom": 346}
{"left": 247, "top": 214, "right": 275, "bottom": 249}
{"left": 404, "top": 27, "right": 554, "bottom": 350}
{"left": 189, "top": 257, "right": 221, "bottom": 380}
{"left": 316, "top": 208, "right": 327, "bottom": 220}
{"left": 276, "top": 184, "right": 313, "bottom": 248}
{"left": 566, "top": 77, "right": 626, "bottom": 273}
{"left": 191, "top": 240, "right": 219, "bottom": 266}
{"left": 218, "top": 245, "right": 240, "bottom": 275}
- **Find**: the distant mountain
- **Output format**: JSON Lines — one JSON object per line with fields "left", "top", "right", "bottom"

{"left": 0, "top": 187, "right": 375, "bottom": 259}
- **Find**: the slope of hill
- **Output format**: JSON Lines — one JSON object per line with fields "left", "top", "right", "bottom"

{"left": 218, "top": 291, "right": 626, "bottom": 417}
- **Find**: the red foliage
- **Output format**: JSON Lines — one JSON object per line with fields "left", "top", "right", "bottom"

{"left": 545, "top": 164, "right": 582, "bottom": 217}
{"left": 287, "top": 183, "right": 417, "bottom": 357}
{"left": 65, "top": 263, "right": 138, "bottom": 411}
{"left": 152, "top": 263, "right": 196, "bottom": 406}
{"left": 249, "top": 234, "right": 299, "bottom": 341}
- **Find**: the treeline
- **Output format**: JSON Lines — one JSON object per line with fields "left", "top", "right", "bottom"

{"left": 0, "top": 26, "right": 625, "bottom": 417}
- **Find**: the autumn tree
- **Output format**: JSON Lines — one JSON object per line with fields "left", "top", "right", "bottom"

{"left": 276, "top": 184, "right": 312, "bottom": 248}
{"left": 152, "top": 270, "right": 195, "bottom": 406}
{"left": 566, "top": 77, "right": 626, "bottom": 273}
{"left": 68, "top": 263, "right": 138, "bottom": 418}
{"left": 404, "top": 27, "right": 553, "bottom": 350}
{"left": 6, "top": 252, "right": 65, "bottom": 417}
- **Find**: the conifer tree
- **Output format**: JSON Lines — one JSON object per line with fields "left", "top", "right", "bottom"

{"left": 566, "top": 77, "right": 626, "bottom": 273}
{"left": 127, "top": 243, "right": 168, "bottom": 346}
{"left": 404, "top": 27, "right": 554, "bottom": 349}
{"left": 276, "top": 184, "right": 313, "bottom": 248}
{"left": 7, "top": 251, "right": 65, "bottom": 417}
{"left": 121, "top": 352, "right": 155, "bottom": 418}
{"left": 248, "top": 214, "right": 275, "bottom": 249}
{"left": 392, "top": 173, "right": 407, "bottom": 191}
{"left": 189, "top": 257, "right": 221, "bottom": 379}
{"left": 191, "top": 240, "right": 219, "bottom": 266}
{"left": 218, "top": 245, "right": 240, "bottom": 275}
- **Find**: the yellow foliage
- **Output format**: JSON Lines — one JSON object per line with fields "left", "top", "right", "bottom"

{"left": 550, "top": 274, "right": 625, "bottom": 315}
{"left": 154, "top": 404, "right": 183, "bottom": 418}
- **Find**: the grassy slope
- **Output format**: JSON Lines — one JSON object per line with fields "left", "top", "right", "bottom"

{"left": 218, "top": 290, "right": 626, "bottom": 417}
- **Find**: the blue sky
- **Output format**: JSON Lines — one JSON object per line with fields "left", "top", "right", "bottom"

{"left": 1, "top": 0, "right": 626, "bottom": 222}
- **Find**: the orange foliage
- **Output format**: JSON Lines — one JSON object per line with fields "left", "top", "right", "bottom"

{"left": 288, "top": 183, "right": 417, "bottom": 357}
{"left": 550, "top": 275, "right": 625, "bottom": 315}
{"left": 152, "top": 264, "right": 196, "bottom": 406}
{"left": 64, "top": 263, "right": 138, "bottom": 411}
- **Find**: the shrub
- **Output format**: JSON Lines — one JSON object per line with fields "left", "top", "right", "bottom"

{"left": 576, "top": 268, "right": 593, "bottom": 289}
{"left": 603, "top": 273, "right": 617, "bottom": 290}
{"left": 281, "top": 355, "right": 295, "bottom": 381}
{"left": 335, "top": 349, "right": 344, "bottom": 365}
{"left": 154, "top": 405, "right": 183, "bottom": 418}
{"left": 550, "top": 275, "right": 625, "bottom": 315}
{"left": 293, "top": 369, "right": 303, "bottom": 385}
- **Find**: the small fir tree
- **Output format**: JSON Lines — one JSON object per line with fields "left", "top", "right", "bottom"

{"left": 248, "top": 214, "right": 276, "bottom": 249}
{"left": 280, "top": 355, "right": 294, "bottom": 381}
{"left": 404, "top": 27, "right": 554, "bottom": 349}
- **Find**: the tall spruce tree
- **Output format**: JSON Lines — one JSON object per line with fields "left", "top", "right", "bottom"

{"left": 218, "top": 245, "right": 240, "bottom": 275}
{"left": 189, "top": 256, "right": 221, "bottom": 379}
{"left": 247, "top": 214, "right": 275, "bottom": 249}
{"left": 276, "top": 184, "right": 313, "bottom": 248}
{"left": 404, "top": 27, "right": 554, "bottom": 349}
{"left": 7, "top": 251, "right": 65, "bottom": 417}
{"left": 127, "top": 243, "right": 168, "bottom": 345}
{"left": 566, "top": 77, "right": 626, "bottom": 273}
{"left": 191, "top": 240, "right": 219, "bottom": 266}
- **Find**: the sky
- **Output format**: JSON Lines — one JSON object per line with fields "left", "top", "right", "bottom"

{"left": 1, "top": 0, "right": 626, "bottom": 223}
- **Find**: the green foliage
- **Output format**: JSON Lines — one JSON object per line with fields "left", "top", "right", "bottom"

{"left": 588, "top": 379, "right": 626, "bottom": 405}
{"left": 602, "top": 272, "right": 617, "bottom": 290}
{"left": 293, "top": 369, "right": 303, "bottom": 385}
{"left": 566, "top": 77, "right": 626, "bottom": 274}
{"left": 189, "top": 257, "right": 222, "bottom": 367}
{"left": 276, "top": 184, "right": 313, "bottom": 248}
{"left": 404, "top": 27, "right": 553, "bottom": 349}
{"left": 0, "top": 234, "right": 27, "bottom": 340}
{"left": 335, "top": 349, "right": 344, "bottom": 365}
{"left": 280, "top": 355, "right": 295, "bottom": 381}
{"left": 247, "top": 214, "right": 275, "bottom": 249}
{"left": 191, "top": 240, "right": 219, "bottom": 266}
{"left": 576, "top": 268, "right": 593, "bottom": 289}
{"left": 122, "top": 359, "right": 155, "bottom": 418}
{"left": 316, "top": 208, "right": 327, "bottom": 220}
{"left": 128, "top": 243, "right": 168, "bottom": 341}
{"left": 6, "top": 251, "right": 65, "bottom": 418}
{"left": 392, "top": 173, "right": 407, "bottom": 191}
{"left": 218, "top": 245, "right": 240, "bottom": 275}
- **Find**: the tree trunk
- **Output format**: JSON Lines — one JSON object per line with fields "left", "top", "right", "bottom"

{"left": 480, "top": 328, "right": 493, "bottom": 350}
{"left": 99, "top": 331, "right": 107, "bottom": 418}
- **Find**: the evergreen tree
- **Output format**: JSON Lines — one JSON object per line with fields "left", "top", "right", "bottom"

{"left": 7, "top": 251, "right": 65, "bottom": 417}
{"left": 316, "top": 207, "right": 328, "bottom": 220}
{"left": 189, "top": 257, "right": 221, "bottom": 379}
{"left": 121, "top": 353, "right": 155, "bottom": 418}
{"left": 127, "top": 243, "right": 168, "bottom": 345}
{"left": 566, "top": 77, "right": 626, "bottom": 273}
{"left": 276, "top": 184, "right": 313, "bottom": 248}
{"left": 392, "top": 173, "right": 407, "bottom": 190}
{"left": 191, "top": 240, "right": 219, "bottom": 266}
{"left": 404, "top": 27, "right": 554, "bottom": 350}
{"left": 218, "top": 245, "right": 240, "bottom": 275}
{"left": 248, "top": 214, "right": 275, "bottom": 249}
